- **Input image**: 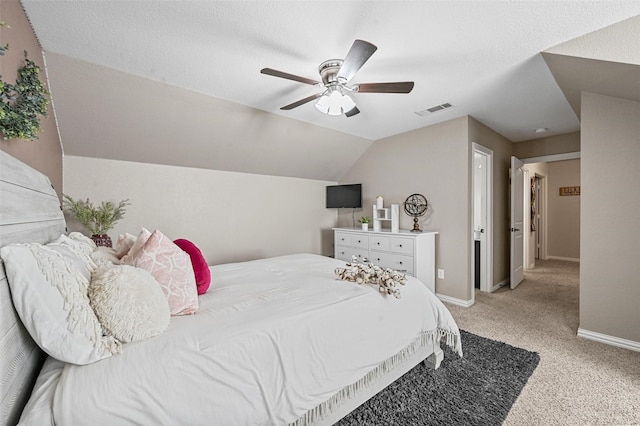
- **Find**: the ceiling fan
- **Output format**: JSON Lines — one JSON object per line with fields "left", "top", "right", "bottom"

{"left": 260, "top": 39, "right": 414, "bottom": 117}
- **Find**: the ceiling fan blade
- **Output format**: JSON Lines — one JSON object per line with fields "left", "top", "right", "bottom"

{"left": 280, "top": 93, "right": 323, "bottom": 110}
{"left": 356, "top": 82, "right": 415, "bottom": 94}
{"left": 260, "top": 68, "right": 320, "bottom": 86}
{"left": 345, "top": 106, "right": 360, "bottom": 118}
{"left": 336, "top": 39, "right": 377, "bottom": 83}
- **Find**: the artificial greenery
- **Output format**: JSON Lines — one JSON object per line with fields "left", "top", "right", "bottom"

{"left": 63, "top": 195, "right": 130, "bottom": 235}
{"left": 0, "top": 21, "right": 49, "bottom": 141}
{"left": 0, "top": 22, "right": 9, "bottom": 56}
{"left": 359, "top": 216, "right": 370, "bottom": 224}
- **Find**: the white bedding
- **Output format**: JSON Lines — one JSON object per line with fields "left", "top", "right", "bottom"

{"left": 19, "top": 254, "right": 461, "bottom": 425}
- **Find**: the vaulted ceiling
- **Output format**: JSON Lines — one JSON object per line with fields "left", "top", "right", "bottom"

{"left": 18, "top": 1, "right": 640, "bottom": 180}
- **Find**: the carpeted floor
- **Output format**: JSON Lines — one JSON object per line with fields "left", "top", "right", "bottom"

{"left": 336, "top": 330, "right": 540, "bottom": 426}
{"left": 445, "top": 259, "right": 640, "bottom": 426}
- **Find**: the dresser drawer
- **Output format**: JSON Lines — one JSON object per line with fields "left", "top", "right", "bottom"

{"left": 335, "top": 247, "right": 369, "bottom": 263}
{"left": 351, "top": 235, "right": 369, "bottom": 249}
{"left": 369, "top": 253, "right": 414, "bottom": 275}
{"left": 389, "top": 237, "right": 413, "bottom": 255}
{"left": 369, "top": 236, "right": 390, "bottom": 252}
{"left": 335, "top": 232, "right": 352, "bottom": 247}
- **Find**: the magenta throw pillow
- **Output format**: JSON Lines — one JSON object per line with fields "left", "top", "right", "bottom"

{"left": 174, "top": 239, "right": 211, "bottom": 295}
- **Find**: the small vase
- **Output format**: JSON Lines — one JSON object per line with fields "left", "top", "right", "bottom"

{"left": 361, "top": 223, "right": 369, "bottom": 231}
{"left": 91, "top": 234, "right": 112, "bottom": 248}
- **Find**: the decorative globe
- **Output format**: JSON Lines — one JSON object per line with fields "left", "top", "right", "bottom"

{"left": 403, "top": 194, "right": 428, "bottom": 232}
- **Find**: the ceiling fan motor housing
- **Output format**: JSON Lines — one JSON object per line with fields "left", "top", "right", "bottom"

{"left": 318, "top": 59, "right": 344, "bottom": 86}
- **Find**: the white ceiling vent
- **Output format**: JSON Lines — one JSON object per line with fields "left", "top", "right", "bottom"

{"left": 415, "top": 102, "right": 454, "bottom": 116}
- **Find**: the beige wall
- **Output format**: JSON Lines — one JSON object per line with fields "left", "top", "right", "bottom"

{"left": 547, "top": 159, "right": 580, "bottom": 260}
{"left": 63, "top": 156, "right": 337, "bottom": 265}
{"left": 338, "top": 117, "right": 471, "bottom": 301}
{"left": 580, "top": 92, "right": 640, "bottom": 343}
{"left": 468, "top": 118, "right": 513, "bottom": 288}
{"left": 514, "top": 131, "right": 580, "bottom": 159}
{"left": 0, "top": 0, "right": 62, "bottom": 197}
{"left": 43, "top": 53, "right": 372, "bottom": 182}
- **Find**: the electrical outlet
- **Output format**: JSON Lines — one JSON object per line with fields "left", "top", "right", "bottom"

{"left": 437, "top": 269, "right": 445, "bottom": 279}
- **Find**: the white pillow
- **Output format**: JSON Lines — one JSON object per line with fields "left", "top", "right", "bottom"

{"left": 92, "top": 246, "right": 121, "bottom": 266}
{"left": 89, "top": 264, "right": 170, "bottom": 343}
{"left": 0, "top": 237, "right": 121, "bottom": 365}
{"left": 60, "top": 231, "right": 120, "bottom": 268}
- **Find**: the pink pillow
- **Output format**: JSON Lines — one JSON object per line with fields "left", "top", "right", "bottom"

{"left": 121, "top": 228, "right": 151, "bottom": 265}
{"left": 114, "top": 232, "right": 137, "bottom": 259}
{"left": 174, "top": 239, "right": 211, "bottom": 295}
{"left": 128, "top": 230, "right": 198, "bottom": 316}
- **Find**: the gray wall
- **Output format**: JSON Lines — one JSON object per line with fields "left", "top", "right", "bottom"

{"left": 514, "top": 131, "right": 580, "bottom": 159}
{"left": 338, "top": 117, "right": 472, "bottom": 301}
{"left": 580, "top": 92, "right": 640, "bottom": 343}
{"left": 468, "top": 119, "right": 513, "bottom": 288}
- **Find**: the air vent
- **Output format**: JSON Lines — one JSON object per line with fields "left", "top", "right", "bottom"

{"left": 415, "top": 102, "right": 454, "bottom": 116}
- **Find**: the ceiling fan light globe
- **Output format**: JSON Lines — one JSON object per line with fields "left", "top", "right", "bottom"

{"left": 315, "top": 94, "right": 331, "bottom": 114}
{"left": 327, "top": 91, "right": 343, "bottom": 116}
{"left": 340, "top": 94, "right": 356, "bottom": 113}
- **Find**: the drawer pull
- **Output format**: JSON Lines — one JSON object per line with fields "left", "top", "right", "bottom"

{"left": 399, "top": 261, "right": 403, "bottom": 265}
{"left": 376, "top": 258, "right": 381, "bottom": 262}
{"left": 377, "top": 242, "right": 380, "bottom": 245}
{"left": 399, "top": 244, "right": 403, "bottom": 248}
{"left": 357, "top": 240, "right": 361, "bottom": 243}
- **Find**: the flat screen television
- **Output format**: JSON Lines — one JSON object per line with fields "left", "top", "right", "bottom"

{"left": 326, "top": 184, "right": 362, "bottom": 208}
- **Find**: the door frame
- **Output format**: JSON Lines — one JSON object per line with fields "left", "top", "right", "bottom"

{"left": 472, "top": 143, "right": 493, "bottom": 293}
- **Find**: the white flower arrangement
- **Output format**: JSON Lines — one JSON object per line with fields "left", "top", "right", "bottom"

{"left": 335, "top": 256, "right": 407, "bottom": 299}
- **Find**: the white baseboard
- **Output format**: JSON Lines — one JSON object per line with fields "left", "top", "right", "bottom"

{"left": 547, "top": 256, "right": 580, "bottom": 262}
{"left": 492, "top": 279, "right": 508, "bottom": 292}
{"left": 577, "top": 328, "right": 640, "bottom": 352}
{"left": 436, "top": 294, "right": 474, "bottom": 307}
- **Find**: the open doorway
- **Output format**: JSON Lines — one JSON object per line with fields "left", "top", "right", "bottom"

{"left": 472, "top": 143, "right": 493, "bottom": 293}
{"left": 521, "top": 152, "right": 580, "bottom": 271}
{"left": 523, "top": 171, "right": 546, "bottom": 270}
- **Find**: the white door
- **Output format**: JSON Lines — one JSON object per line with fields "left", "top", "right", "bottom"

{"left": 510, "top": 156, "right": 524, "bottom": 289}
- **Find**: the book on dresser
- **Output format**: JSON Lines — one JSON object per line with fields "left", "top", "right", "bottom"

{"left": 332, "top": 227, "right": 438, "bottom": 293}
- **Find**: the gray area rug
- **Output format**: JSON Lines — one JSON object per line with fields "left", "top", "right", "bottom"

{"left": 336, "top": 330, "right": 540, "bottom": 426}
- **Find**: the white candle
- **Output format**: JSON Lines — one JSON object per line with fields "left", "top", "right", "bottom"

{"left": 376, "top": 196, "right": 384, "bottom": 209}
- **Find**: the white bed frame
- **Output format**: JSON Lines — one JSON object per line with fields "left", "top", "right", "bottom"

{"left": 0, "top": 150, "right": 66, "bottom": 425}
{"left": 0, "top": 150, "right": 443, "bottom": 426}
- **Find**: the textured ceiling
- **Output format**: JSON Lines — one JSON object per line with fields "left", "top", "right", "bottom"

{"left": 20, "top": 1, "right": 640, "bottom": 142}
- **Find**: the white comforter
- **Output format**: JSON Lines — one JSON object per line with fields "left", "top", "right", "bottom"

{"left": 20, "top": 254, "right": 461, "bottom": 425}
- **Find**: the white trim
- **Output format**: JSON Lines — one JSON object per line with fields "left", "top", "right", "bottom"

{"left": 471, "top": 143, "right": 493, "bottom": 297}
{"left": 522, "top": 151, "right": 580, "bottom": 164}
{"left": 436, "top": 294, "right": 474, "bottom": 307}
{"left": 547, "top": 256, "right": 580, "bottom": 263}
{"left": 492, "top": 279, "right": 508, "bottom": 292}
{"left": 577, "top": 328, "right": 640, "bottom": 352}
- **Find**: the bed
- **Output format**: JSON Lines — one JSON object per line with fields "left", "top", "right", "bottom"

{"left": 0, "top": 150, "right": 462, "bottom": 426}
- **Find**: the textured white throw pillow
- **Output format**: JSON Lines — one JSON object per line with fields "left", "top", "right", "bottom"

{"left": 0, "top": 237, "right": 121, "bottom": 365}
{"left": 89, "top": 264, "right": 170, "bottom": 343}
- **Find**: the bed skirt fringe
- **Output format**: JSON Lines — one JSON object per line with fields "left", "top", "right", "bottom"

{"left": 290, "top": 328, "right": 462, "bottom": 426}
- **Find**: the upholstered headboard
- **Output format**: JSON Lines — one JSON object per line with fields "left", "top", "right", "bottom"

{"left": 0, "top": 150, "right": 66, "bottom": 425}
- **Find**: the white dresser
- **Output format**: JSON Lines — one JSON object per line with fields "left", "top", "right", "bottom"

{"left": 333, "top": 227, "right": 438, "bottom": 293}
